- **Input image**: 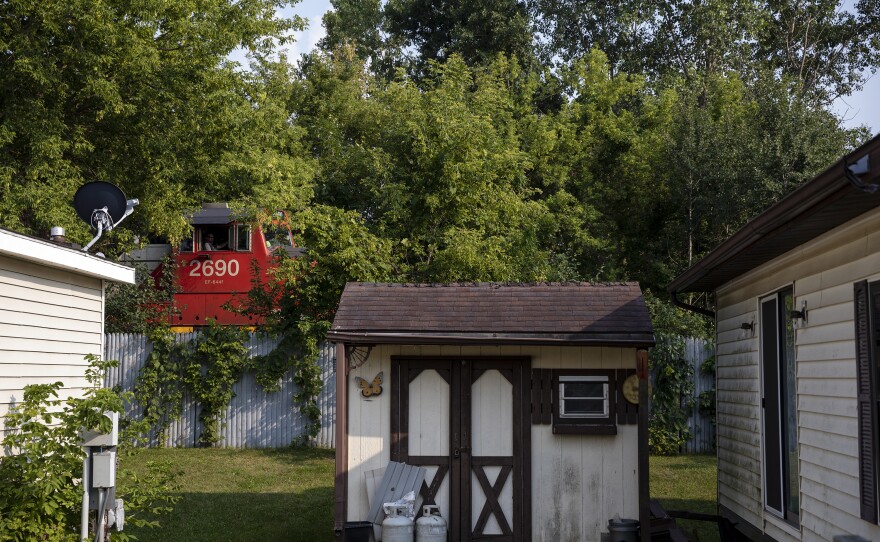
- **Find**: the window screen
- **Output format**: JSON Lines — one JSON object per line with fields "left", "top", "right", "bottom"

{"left": 559, "top": 376, "right": 608, "bottom": 418}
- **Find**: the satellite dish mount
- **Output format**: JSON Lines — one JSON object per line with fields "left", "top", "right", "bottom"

{"left": 73, "top": 182, "right": 139, "bottom": 252}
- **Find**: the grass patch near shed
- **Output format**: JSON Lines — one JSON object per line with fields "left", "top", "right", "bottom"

{"left": 651, "top": 454, "right": 719, "bottom": 542}
{"left": 120, "top": 448, "right": 715, "bottom": 541}
{"left": 119, "top": 447, "right": 335, "bottom": 541}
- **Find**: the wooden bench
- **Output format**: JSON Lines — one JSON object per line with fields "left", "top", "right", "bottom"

{"left": 649, "top": 499, "right": 690, "bottom": 542}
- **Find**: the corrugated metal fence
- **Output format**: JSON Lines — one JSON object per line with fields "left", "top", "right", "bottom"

{"left": 106, "top": 333, "right": 713, "bottom": 453}
{"left": 683, "top": 338, "right": 715, "bottom": 454}
{"left": 104, "top": 333, "right": 336, "bottom": 449}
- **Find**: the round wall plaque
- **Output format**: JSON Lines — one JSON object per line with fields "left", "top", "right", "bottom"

{"left": 623, "top": 374, "right": 644, "bottom": 404}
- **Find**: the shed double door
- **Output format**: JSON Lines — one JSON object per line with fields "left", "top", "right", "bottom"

{"left": 390, "top": 357, "right": 531, "bottom": 542}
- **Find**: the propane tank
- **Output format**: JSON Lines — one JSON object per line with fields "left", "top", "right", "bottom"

{"left": 382, "top": 504, "right": 414, "bottom": 542}
{"left": 416, "top": 505, "right": 447, "bottom": 542}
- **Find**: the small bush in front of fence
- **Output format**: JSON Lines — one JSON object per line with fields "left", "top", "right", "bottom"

{"left": 0, "top": 355, "right": 179, "bottom": 541}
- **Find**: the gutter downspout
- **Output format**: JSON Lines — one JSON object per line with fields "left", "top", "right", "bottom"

{"left": 637, "top": 349, "right": 650, "bottom": 542}
{"left": 670, "top": 290, "right": 715, "bottom": 319}
{"left": 333, "top": 342, "right": 348, "bottom": 540}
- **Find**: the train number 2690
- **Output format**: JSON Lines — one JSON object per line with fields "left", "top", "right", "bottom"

{"left": 189, "top": 259, "right": 240, "bottom": 277}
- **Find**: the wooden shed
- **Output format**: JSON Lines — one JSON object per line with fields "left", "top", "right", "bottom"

{"left": 327, "top": 282, "right": 655, "bottom": 542}
{"left": 0, "top": 228, "right": 135, "bottom": 442}
{"left": 668, "top": 134, "right": 880, "bottom": 541}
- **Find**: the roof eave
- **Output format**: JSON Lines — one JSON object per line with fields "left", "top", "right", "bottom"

{"left": 0, "top": 229, "right": 136, "bottom": 284}
{"left": 326, "top": 330, "right": 656, "bottom": 348}
{"left": 668, "top": 135, "right": 880, "bottom": 294}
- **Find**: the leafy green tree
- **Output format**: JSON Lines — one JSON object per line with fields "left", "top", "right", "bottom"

{"left": 0, "top": 0, "right": 312, "bottom": 252}
{"left": 319, "top": 0, "right": 400, "bottom": 77}
{"left": 530, "top": 0, "right": 880, "bottom": 102}
{"left": 755, "top": 0, "right": 880, "bottom": 103}
{"left": 530, "top": 0, "right": 655, "bottom": 74}
{"left": 384, "top": 0, "right": 535, "bottom": 70}
{"left": 295, "top": 52, "right": 554, "bottom": 282}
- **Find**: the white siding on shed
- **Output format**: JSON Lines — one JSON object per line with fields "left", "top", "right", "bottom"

{"left": 345, "top": 344, "right": 638, "bottom": 542}
{"left": 715, "top": 209, "right": 880, "bottom": 542}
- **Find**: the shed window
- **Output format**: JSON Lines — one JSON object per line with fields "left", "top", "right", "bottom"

{"left": 559, "top": 377, "right": 608, "bottom": 418}
{"left": 552, "top": 370, "right": 616, "bottom": 434}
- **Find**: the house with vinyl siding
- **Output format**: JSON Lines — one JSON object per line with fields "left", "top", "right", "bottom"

{"left": 668, "top": 134, "right": 880, "bottom": 542}
{"left": 0, "top": 228, "right": 135, "bottom": 446}
{"left": 327, "top": 282, "right": 655, "bottom": 542}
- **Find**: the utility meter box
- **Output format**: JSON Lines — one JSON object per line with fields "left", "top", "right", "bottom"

{"left": 81, "top": 411, "right": 119, "bottom": 447}
{"left": 92, "top": 451, "right": 117, "bottom": 488}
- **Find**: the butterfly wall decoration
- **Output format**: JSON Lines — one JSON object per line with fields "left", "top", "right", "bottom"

{"left": 355, "top": 371, "right": 383, "bottom": 398}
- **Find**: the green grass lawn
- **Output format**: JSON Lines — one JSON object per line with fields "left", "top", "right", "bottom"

{"left": 651, "top": 454, "right": 720, "bottom": 542}
{"left": 119, "top": 447, "right": 335, "bottom": 542}
{"left": 120, "top": 449, "right": 717, "bottom": 541}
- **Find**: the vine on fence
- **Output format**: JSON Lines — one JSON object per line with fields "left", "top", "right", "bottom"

{"left": 135, "top": 324, "right": 256, "bottom": 446}
{"left": 181, "top": 325, "right": 250, "bottom": 446}
{"left": 132, "top": 225, "right": 327, "bottom": 446}
{"left": 644, "top": 291, "right": 712, "bottom": 455}
{"left": 131, "top": 207, "right": 390, "bottom": 445}
{"left": 697, "top": 355, "right": 716, "bottom": 425}
{"left": 134, "top": 328, "right": 185, "bottom": 445}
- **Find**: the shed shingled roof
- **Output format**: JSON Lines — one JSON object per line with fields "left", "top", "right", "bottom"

{"left": 327, "top": 282, "right": 655, "bottom": 347}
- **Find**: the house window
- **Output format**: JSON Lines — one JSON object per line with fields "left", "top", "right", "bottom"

{"left": 854, "top": 280, "right": 880, "bottom": 524}
{"left": 760, "top": 289, "right": 799, "bottom": 525}
{"left": 552, "top": 370, "right": 616, "bottom": 434}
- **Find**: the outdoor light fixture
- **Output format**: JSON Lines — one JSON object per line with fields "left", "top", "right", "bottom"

{"left": 790, "top": 301, "right": 808, "bottom": 324}
{"left": 845, "top": 153, "right": 876, "bottom": 193}
{"left": 740, "top": 322, "right": 754, "bottom": 331}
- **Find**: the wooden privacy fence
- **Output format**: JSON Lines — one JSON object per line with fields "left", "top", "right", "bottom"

{"left": 104, "top": 333, "right": 336, "bottom": 449}
{"left": 683, "top": 338, "right": 715, "bottom": 454}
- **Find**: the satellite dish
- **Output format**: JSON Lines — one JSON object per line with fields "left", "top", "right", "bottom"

{"left": 73, "top": 181, "right": 139, "bottom": 252}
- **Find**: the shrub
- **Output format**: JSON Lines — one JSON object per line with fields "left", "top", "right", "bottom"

{"left": 0, "top": 355, "right": 178, "bottom": 541}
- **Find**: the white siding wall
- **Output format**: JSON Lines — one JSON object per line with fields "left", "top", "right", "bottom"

{"left": 346, "top": 344, "right": 639, "bottom": 542}
{"left": 715, "top": 209, "right": 880, "bottom": 542}
{"left": 0, "top": 255, "right": 105, "bottom": 440}
{"left": 530, "top": 345, "right": 638, "bottom": 542}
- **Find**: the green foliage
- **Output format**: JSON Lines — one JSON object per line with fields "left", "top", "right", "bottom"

{"left": 296, "top": 52, "right": 558, "bottom": 283}
{"left": 241, "top": 205, "right": 395, "bottom": 437}
{"left": 698, "top": 355, "right": 717, "bottom": 425}
{"left": 134, "top": 329, "right": 187, "bottom": 446}
{"left": 0, "top": 355, "right": 178, "bottom": 541}
{"left": 644, "top": 292, "right": 711, "bottom": 455}
{"left": 385, "top": 0, "right": 535, "bottom": 70}
{"left": 530, "top": 0, "right": 880, "bottom": 104}
{"left": 135, "top": 324, "right": 252, "bottom": 447}
{"left": 105, "top": 257, "right": 179, "bottom": 334}
{"left": 182, "top": 325, "right": 251, "bottom": 446}
{"left": 0, "top": 0, "right": 311, "bottom": 252}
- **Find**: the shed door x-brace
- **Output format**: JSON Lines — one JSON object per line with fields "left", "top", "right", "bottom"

{"left": 391, "top": 356, "right": 531, "bottom": 542}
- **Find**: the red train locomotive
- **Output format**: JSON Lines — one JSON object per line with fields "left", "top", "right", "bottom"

{"left": 144, "top": 204, "right": 301, "bottom": 329}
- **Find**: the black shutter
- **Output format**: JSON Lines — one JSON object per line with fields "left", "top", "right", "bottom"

{"left": 854, "top": 280, "right": 878, "bottom": 524}
{"left": 761, "top": 297, "right": 783, "bottom": 515}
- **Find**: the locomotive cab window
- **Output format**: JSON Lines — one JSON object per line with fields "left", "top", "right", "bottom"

{"left": 552, "top": 370, "right": 616, "bottom": 435}
{"left": 179, "top": 231, "right": 194, "bottom": 252}
{"left": 200, "top": 227, "right": 231, "bottom": 251}
{"left": 235, "top": 225, "right": 251, "bottom": 252}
